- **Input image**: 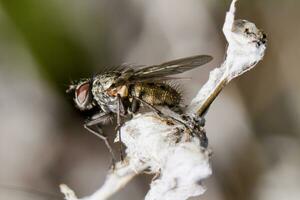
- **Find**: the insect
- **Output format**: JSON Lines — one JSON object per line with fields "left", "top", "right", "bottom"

{"left": 67, "top": 54, "right": 212, "bottom": 163}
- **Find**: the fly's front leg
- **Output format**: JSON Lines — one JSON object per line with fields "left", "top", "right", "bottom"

{"left": 84, "top": 112, "right": 117, "bottom": 168}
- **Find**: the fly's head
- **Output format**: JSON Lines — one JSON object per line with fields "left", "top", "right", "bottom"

{"left": 67, "top": 79, "right": 96, "bottom": 111}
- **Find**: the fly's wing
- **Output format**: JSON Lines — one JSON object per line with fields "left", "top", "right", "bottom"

{"left": 133, "top": 55, "right": 212, "bottom": 80}
{"left": 113, "top": 55, "right": 212, "bottom": 86}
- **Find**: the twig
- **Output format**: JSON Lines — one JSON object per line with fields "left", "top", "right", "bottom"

{"left": 187, "top": 0, "right": 266, "bottom": 116}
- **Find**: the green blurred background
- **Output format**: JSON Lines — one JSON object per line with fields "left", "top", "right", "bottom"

{"left": 0, "top": 0, "right": 299, "bottom": 200}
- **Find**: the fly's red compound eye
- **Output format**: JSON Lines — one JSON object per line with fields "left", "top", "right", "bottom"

{"left": 76, "top": 82, "right": 90, "bottom": 105}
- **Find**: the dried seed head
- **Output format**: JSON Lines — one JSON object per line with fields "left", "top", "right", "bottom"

{"left": 232, "top": 19, "right": 267, "bottom": 47}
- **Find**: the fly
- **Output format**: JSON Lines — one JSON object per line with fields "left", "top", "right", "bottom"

{"left": 67, "top": 54, "right": 213, "bottom": 165}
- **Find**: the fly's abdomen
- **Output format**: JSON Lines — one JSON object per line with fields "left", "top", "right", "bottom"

{"left": 131, "top": 82, "right": 181, "bottom": 107}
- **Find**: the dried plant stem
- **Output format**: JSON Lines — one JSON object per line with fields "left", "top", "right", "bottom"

{"left": 60, "top": 0, "right": 267, "bottom": 199}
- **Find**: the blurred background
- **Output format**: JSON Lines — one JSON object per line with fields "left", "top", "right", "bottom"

{"left": 0, "top": 0, "right": 299, "bottom": 200}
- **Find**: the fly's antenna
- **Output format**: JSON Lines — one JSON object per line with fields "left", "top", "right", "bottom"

{"left": 0, "top": 183, "right": 63, "bottom": 200}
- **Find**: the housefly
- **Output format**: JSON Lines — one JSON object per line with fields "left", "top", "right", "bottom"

{"left": 67, "top": 54, "right": 212, "bottom": 164}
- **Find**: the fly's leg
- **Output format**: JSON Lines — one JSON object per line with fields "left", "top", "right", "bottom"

{"left": 84, "top": 112, "right": 117, "bottom": 168}
{"left": 84, "top": 124, "right": 116, "bottom": 168}
{"left": 131, "top": 97, "right": 140, "bottom": 113}
{"left": 133, "top": 96, "right": 185, "bottom": 125}
{"left": 132, "top": 96, "right": 162, "bottom": 115}
{"left": 133, "top": 96, "right": 194, "bottom": 139}
{"left": 116, "top": 94, "right": 124, "bottom": 161}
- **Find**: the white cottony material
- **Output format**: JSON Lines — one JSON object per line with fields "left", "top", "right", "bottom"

{"left": 60, "top": 112, "right": 211, "bottom": 200}
{"left": 60, "top": 0, "right": 266, "bottom": 200}
{"left": 145, "top": 142, "right": 211, "bottom": 200}
{"left": 122, "top": 113, "right": 212, "bottom": 200}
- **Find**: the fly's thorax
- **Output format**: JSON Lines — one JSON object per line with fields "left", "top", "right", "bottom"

{"left": 92, "top": 72, "right": 119, "bottom": 101}
{"left": 92, "top": 87, "right": 119, "bottom": 113}
{"left": 92, "top": 72, "right": 121, "bottom": 92}
{"left": 131, "top": 82, "right": 181, "bottom": 107}
{"left": 106, "top": 85, "right": 129, "bottom": 98}
{"left": 91, "top": 72, "right": 126, "bottom": 113}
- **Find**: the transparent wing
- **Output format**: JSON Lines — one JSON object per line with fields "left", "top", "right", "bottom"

{"left": 133, "top": 55, "right": 212, "bottom": 79}
{"left": 113, "top": 55, "right": 212, "bottom": 86}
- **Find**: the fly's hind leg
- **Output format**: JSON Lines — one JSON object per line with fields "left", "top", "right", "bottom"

{"left": 84, "top": 112, "right": 117, "bottom": 168}
{"left": 132, "top": 96, "right": 162, "bottom": 116}
{"left": 133, "top": 96, "right": 194, "bottom": 139}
